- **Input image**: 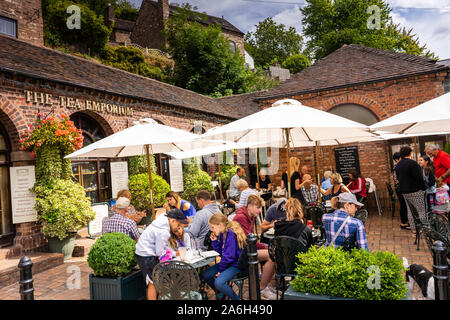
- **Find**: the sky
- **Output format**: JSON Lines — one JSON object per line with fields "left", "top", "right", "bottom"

{"left": 129, "top": 0, "right": 450, "bottom": 60}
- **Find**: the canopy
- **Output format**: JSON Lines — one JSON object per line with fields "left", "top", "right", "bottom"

{"left": 369, "top": 92, "right": 450, "bottom": 134}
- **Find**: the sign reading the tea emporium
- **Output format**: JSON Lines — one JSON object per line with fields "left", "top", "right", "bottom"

{"left": 24, "top": 90, "right": 133, "bottom": 117}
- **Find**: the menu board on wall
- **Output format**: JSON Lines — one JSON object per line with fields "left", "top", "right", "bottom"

{"left": 88, "top": 203, "right": 109, "bottom": 238}
{"left": 110, "top": 161, "right": 128, "bottom": 199}
{"left": 10, "top": 166, "right": 36, "bottom": 224}
{"left": 334, "top": 146, "right": 360, "bottom": 184}
{"left": 169, "top": 159, "right": 184, "bottom": 192}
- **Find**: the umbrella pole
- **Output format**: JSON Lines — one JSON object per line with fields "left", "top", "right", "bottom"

{"left": 218, "top": 156, "right": 223, "bottom": 203}
{"left": 285, "top": 128, "right": 292, "bottom": 199}
{"left": 255, "top": 148, "right": 260, "bottom": 190}
{"left": 315, "top": 141, "right": 322, "bottom": 203}
{"left": 413, "top": 136, "right": 418, "bottom": 160}
{"left": 145, "top": 144, "right": 156, "bottom": 221}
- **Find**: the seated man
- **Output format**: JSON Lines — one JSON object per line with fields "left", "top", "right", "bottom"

{"left": 233, "top": 194, "right": 269, "bottom": 257}
{"left": 260, "top": 198, "right": 287, "bottom": 233}
{"left": 299, "top": 174, "right": 320, "bottom": 204}
{"left": 102, "top": 197, "right": 140, "bottom": 241}
{"left": 229, "top": 167, "right": 245, "bottom": 201}
{"left": 187, "top": 190, "right": 221, "bottom": 250}
{"left": 230, "top": 179, "right": 257, "bottom": 209}
{"left": 322, "top": 193, "right": 369, "bottom": 251}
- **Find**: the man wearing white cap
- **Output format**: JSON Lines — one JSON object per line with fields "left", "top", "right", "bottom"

{"left": 102, "top": 197, "right": 140, "bottom": 241}
{"left": 322, "top": 193, "right": 369, "bottom": 251}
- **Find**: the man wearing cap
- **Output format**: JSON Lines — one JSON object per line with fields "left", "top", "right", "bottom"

{"left": 102, "top": 197, "right": 140, "bottom": 241}
{"left": 322, "top": 193, "right": 369, "bottom": 251}
{"left": 260, "top": 198, "right": 287, "bottom": 233}
{"left": 135, "top": 208, "right": 188, "bottom": 300}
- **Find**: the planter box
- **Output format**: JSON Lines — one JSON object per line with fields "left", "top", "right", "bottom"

{"left": 284, "top": 285, "right": 411, "bottom": 300}
{"left": 89, "top": 269, "right": 146, "bottom": 300}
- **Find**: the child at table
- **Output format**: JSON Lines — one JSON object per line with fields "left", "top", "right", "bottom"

{"left": 202, "top": 213, "right": 246, "bottom": 300}
{"left": 168, "top": 224, "right": 191, "bottom": 257}
{"left": 435, "top": 180, "right": 449, "bottom": 206}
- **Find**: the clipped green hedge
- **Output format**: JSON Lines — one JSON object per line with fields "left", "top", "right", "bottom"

{"left": 88, "top": 232, "right": 137, "bottom": 278}
{"left": 291, "top": 246, "right": 408, "bottom": 300}
{"left": 128, "top": 173, "right": 171, "bottom": 210}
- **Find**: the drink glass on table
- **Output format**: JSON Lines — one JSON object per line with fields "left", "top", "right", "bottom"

{"left": 179, "top": 247, "right": 187, "bottom": 261}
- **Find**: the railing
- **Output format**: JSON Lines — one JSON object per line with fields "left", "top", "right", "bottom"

{"left": 123, "top": 42, "right": 170, "bottom": 59}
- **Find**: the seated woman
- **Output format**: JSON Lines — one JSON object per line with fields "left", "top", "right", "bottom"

{"left": 164, "top": 191, "right": 196, "bottom": 221}
{"left": 320, "top": 173, "right": 351, "bottom": 199}
{"left": 321, "top": 171, "right": 333, "bottom": 203}
{"left": 322, "top": 193, "right": 369, "bottom": 251}
{"left": 202, "top": 213, "right": 247, "bottom": 300}
{"left": 259, "top": 198, "right": 313, "bottom": 300}
{"left": 347, "top": 169, "right": 367, "bottom": 204}
{"left": 110, "top": 189, "right": 146, "bottom": 224}
{"left": 256, "top": 168, "right": 272, "bottom": 202}
{"left": 168, "top": 224, "right": 191, "bottom": 257}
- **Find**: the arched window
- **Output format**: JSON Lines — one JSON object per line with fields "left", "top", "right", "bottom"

{"left": 0, "top": 122, "right": 13, "bottom": 247}
{"left": 328, "top": 104, "right": 379, "bottom": 126}
{"left": 70, "top": 113, "right": 110, "bottom": 203}
{"left": 229, "top": 40, "right": 236, "bottom": 54}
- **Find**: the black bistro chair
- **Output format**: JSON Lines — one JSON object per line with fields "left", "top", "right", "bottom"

{"left": 386, "top": 182, "right": 396, "bottom": 219}
{"left": 405, "top": 198, "right": 428, "bottom": 251}
{"left": 152, "top": 260, "right": 202, "bottom": 300}
{"left": 427, "top": 212, "right": 449, "bottom": 241}
{"left": 268, "top": 236, "right": 309, "bottom": 300}
{"left": 422, "top": 226, "right": 450, "bottom": 264}
{"left": 354, "top": 209, "right": 369, "bottom": 226}
{"left": 305, "top": 202, "right": 326, "bottom": 228}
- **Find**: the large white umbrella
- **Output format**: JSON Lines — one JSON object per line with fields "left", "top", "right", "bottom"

{"left": 66, "top": 118, "right": 221, "bottom": 218}
{"left": 370, "top": 92, "right": 450, "bottom": 134}
{"left": 198, "top": 99, "right": 379, "bottom": 197}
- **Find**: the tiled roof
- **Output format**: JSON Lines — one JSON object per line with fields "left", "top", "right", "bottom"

{"left": 255, "top": 44, "right": 450, "bottom": 100}
{"left": 0, "top": 35, "right": 247, "bottom": 120}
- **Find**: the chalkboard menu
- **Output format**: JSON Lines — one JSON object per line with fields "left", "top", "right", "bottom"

{"left": 334, "top": 146, "right": 360, "bottom": 184}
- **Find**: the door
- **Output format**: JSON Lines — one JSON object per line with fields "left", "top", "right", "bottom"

{"left": 0, "top": 128, "right": 13, "bottom": 247}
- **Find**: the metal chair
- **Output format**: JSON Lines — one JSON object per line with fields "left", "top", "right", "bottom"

{"left": 152, "top": 260, "right": 202, "bottom": 300}
{"left": 405, "top": 198, "right": 428, "bottom": 251}
{"left": 227, "top": 271, "right": 248, "bottom": 300}
{"left": 422, "top": 226, "right": 450, "bottom": 262}
{"left": 268, "top": 236, "right": 309, "bottom": 300}
{"left": 304, "top": 202, "right": 326, "bottom": 228}
{"left": 386, "top": 182, "right": 396, "bottom": 219}
{"left": 354, "top": 208, "right": 368, "bottom": 226}
{"left": 427, "top": 212, "right": 449, "bottom": 240}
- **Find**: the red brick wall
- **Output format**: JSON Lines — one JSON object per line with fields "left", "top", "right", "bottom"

{"left": 259, "top": 72, "right": 448, "bottom": 211}
{"left": 0, "top": 0, "right": 44, "bottom": 46}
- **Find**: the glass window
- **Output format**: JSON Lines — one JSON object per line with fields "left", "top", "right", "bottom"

{"left": 444, "top": 74, "right": 450, "bottom": 94}
{"left": 0, "top": 16, "right": 17, "bottom": 38}
{"left": 229, "top": 40, "right": 236, "bottom": 53}
{"left": 328, "top": 104, "right": 379, "bottom": 126}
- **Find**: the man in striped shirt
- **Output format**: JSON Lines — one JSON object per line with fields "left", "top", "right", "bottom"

{"left": 322, "top": 193, "right": 369, "bottom": 251}
{"left": 102, "top": 197, "right": 140, "bottom": 241}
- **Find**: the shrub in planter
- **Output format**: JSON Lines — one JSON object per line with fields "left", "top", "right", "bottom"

{"left": 291, "top": 246, "right": 408, "bottom": 300}
{"left": 88, "top": 232, "right": 137, "bottom": 277}
{"left": 128, "top": 173, "right": 171, "bottom": 212}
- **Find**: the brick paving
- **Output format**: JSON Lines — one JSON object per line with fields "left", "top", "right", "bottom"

{"left": 0, "top": 211, "right": 435, "bottom": 300}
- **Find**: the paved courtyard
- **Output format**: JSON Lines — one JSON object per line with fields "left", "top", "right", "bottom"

{"left": 0, "top": 210, "right": 434, "bottom": 300}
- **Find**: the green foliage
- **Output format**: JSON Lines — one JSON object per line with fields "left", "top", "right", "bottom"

{"left": 128, "top": 173, "right": 171, "bottom": 210}
{"left": 33, "top": 179, "right": 95, "bottom": 240}
{"left": 128, "top": 154, "right": 156, "bottom": 176}
{"left": 444, "top": 142, "right": 450, "bottom": 155}
{"left": 215, "top": 164, "right": 242, "bottom": 191}
{"left": 245, "top": 17, "right": 305, "bottom": 68}
{"left": 43, "top": 0, "right": 111, "bottom": 55}
{"left": 114, "top": 0, "right": 139, "bottom": 21}
{"left": 301, "top": 0, "right": 436, "bottom": 60}
{"left": 291, "top": 246, "right": 408, "bottom": 300}
{"left": 281, "top": 54, "right": 312, "bottom": 74}
{"left": 181, "top": 160, "right": 214, "bottom": 204}
{"left": 88, "top": 232, "right": 137, "bottom": 278}
{"left": 99, "top": 45, "right": 168, "bottom": 81}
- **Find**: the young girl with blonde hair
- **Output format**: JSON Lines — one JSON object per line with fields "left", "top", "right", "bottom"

{"left": 202, "top": 213, "right": 246, "bottom": 300}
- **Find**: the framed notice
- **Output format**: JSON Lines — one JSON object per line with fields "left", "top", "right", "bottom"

{"left": 110, "top": 161, "right": 128, "bottom": 199}
{"left": 169, "top": 159, "right": 184, "bottom": 192}
{"left": 88, "top": 202, "right": 109, "bottom": 238}
{"left": 334, "top": 146, "right": 360, "bottom": 185}
{"left": 10, "top": 166, "right": 36, "bottom": 224}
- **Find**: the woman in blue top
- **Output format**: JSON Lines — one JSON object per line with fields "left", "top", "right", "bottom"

{"left": 164, "top": 191, "right": 196, "bottom": 221}
{"left": 202, "top": 213, "right": 247, "bottom": 300}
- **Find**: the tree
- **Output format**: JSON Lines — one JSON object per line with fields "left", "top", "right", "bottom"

{"left": 43, "top": 0, "right": 111, "bottom": 55}
{"left": 245, "top": 17, "right": 305, "bottom": 68}
{"left": 301, "top": 0, "right": 436, "bottom": 60}
{"left": 164, "top": 4, "right": 277, "bottom": 96}
{"left": 114, "top": 0, "right": 139, "bottom": 21}
{"left": 282, "top": 54, "right": 312, "bottom": 74}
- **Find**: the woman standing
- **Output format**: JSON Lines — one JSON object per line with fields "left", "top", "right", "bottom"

{"left": 394, "top": 146, "right": 427, "bottom": 234}
{"left": 282, "top": 157, "right": 305, "bottom": 203}
{"left": 418, "top": 154, "right": 436, "bottom": 211}
{"left": 202, "top": 213, "right": 247, "bottom": 300}
{"left": 393, "top": 152, "right": 410, "bottom": 229}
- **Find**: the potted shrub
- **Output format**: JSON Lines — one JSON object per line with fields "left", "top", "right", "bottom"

{"left": 128, "top": 172, "right": 171, "bottom": 225}
{"left": 21, "top": 113, "right": 95, "bottom": 259}
{"left": 285, "top": 246, "right": 409, "bottom": 300}
{"left": 88, "top": 232, "right": 146, "bottom": 300}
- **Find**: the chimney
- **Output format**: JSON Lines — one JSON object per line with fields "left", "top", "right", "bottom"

{"left": 159, "top": 0, "right": 170, "bottom": 21}
{"left": 104, "top": 3, "right": 115, "bottom": 27}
